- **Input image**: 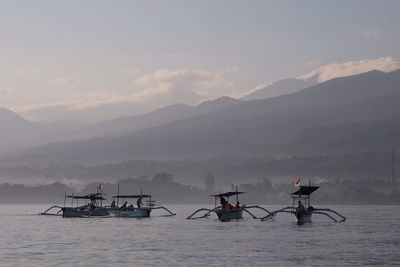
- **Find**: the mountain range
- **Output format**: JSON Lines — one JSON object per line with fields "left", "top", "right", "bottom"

{"left": 0, "top": 96, "right": 241, "bottom": 153}
{"left": 1, "top": 69, "right": 399, "bottom": 169}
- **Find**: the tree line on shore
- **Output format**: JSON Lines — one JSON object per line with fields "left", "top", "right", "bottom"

{"left": 0, "top": 172, "right": 399, "bottom": 204}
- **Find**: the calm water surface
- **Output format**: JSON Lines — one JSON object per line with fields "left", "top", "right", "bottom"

{"left": 0, "top": 204, "right": 399, "bottom": 266}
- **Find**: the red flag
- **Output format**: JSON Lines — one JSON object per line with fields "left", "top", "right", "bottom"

{"left": 99, "top": 183, "right": 102, "bottom": 190}
{"left": 294, "top": 178, "right": 301, "bottom": 187}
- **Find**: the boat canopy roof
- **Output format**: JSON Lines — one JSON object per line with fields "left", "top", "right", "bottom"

{"left": 291, "top": 186, "right": 319, "bottom": 196}
{"left": 112, "top": 194, "right": 151, "bottom": 199}
{"left": 66, "top": 193, "right": 106, "bottom": 200}
{"left": 211, "top": 191, "right": 245, "bottom": 198}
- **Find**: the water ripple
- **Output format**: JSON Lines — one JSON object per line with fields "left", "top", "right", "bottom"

{"left": 0, "top": 204, "right": 399, "bottom": 266}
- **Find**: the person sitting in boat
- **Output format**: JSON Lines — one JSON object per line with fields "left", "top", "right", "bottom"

{"left": 137, "top": 197, "right": 143, "bottom": 208}
{"left": 111, "top": 200, "right": 116, "bottom": 208}
{"left": 297, "top": 201, "right": 305, "bottom": 212}
{"left": 220, "top": 197, "right": 231, "bottom": 210}
{"left": 234, "top": 201, "right": 240, "bottom": 209}
{"left": 128, "top": 204, "right": 134, "bottom": 210}
{"left": 89, "top": 202, "right": 96, "bottom": 211}
{"left": 220, "top": 197, "right": 227, "bottom": 209}
{"left": 120, "top": 201, "right": 128, "bottom": 210}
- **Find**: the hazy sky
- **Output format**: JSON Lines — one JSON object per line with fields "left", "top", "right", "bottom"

{"left": 1, "top": 0, "right": 400, "bottom": 122}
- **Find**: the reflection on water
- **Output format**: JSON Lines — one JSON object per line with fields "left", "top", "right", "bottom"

{"left": 0, "top": 204, "right": 399, "bottom": 266}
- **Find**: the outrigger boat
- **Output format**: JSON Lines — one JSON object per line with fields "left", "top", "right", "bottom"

{"left": 187, "top": 187, "right": 273, "bottom": 222}
{"left": 41, "top": 192, "right": 113, "bottom": 218}
{"left": 108, "top": 193, "right": 176, "bottom": 218}
{"left": 261, "top": 184, "right": 346, "bottom": 224}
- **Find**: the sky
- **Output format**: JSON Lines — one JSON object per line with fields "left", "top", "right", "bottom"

{"left": 0, "top": 0, "right": 400, "bottom": 122}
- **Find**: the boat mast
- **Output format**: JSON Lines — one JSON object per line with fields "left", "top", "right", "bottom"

{"left": 100, "top": 184, "right": 103, "bottom": 207}
{"left": 236, "top": 186, "right": 239, "bottom": 204}
{"left": 309, "top": 180, "right": 311, "bottom": 207}
{"left": 117, "top": 184, "right": 120, "bottom": 207}
{"left": 393, "top": 150, "right": 396, "bottom": 185}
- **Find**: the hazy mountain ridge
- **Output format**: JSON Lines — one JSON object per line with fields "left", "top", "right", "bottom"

{"left": 0, "top": 108, "right": 53, "bottom": 148}
{"left": 1, "top": 70, "right": 399, "bottom": 167}
{"left": 0, "top": 111, "right": 91, "bottom": 153}
{"left": 78, "top": 96, "right": 241, "bottom": 138}
{"left": 0, "top": 96, "right": 241, "bottom": 154}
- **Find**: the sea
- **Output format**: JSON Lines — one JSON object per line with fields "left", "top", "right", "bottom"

{"left": 0, "top": 204, "right": 399, "bottom": 266}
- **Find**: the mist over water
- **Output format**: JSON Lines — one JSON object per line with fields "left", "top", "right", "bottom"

{"left": 1, "top": 204, "right": 399, "bottom": 266}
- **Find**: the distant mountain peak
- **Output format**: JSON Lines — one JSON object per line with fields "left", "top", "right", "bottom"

{"left": 156, "top": 103, "right": 191, "bottom": 111}
{"left": 195, "top": 96, "right": 241, "bottom": 113}
{"left": 0, "top": 108, "right": 30, "bottom": 123}
{"left": 196, "top": 96, "right": 239, "bottom": 107}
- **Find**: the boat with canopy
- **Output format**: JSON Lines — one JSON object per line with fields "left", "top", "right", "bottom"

{"left": 41, "top": 192, "right": 113, "bottom": 218}
{"left": 108, "top": 192, "right": 175, "bottom": 218}
{"left": 187, "top": 186, "right": 273, "bottom": 222}
{"left": 260, "top": 182, "right": 346, "bottom": 224}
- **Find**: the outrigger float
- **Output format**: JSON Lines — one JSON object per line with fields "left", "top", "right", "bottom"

{"left": 40, "top": 192, "right": 113, "bottom": 218}
{"left": 260, "top": 184, "right": 346, "bottom": 224}
{"left": 108, "top": 193, "right": 176, "bottom": 218}
{"left": 187, "top": 187, "right": 273, "bottom": 222}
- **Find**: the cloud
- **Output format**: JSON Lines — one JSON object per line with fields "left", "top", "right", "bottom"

{"left": 362, "top": 29, "right": 379, "bottom": 40}
{"left": 305, "top": 60, "right": 321, "bottom": 67}
{"left": 134, "top": 68, "right": 234, "bottom": 103}
{"left": 0, "top": 86, "right": 18, "bottom": 97}
{"left": 297, "top": 56, "right": 400, "bottom": 83}
{"left": 52, "top": 76, "right": 81, "bottom": 85}
{"left": 237, "top": 81, "right": 273, "bottom": 98}
{"left": 12, "top": 101, "right": 75, "bottom": 113}
{"left": 12, "top": 68, "right": 235, "bottom": 122}
{"left": 13, "top": 90, "right": 141, "bottom": 113}
{"left": 128, "top": 68, "right": 140, "bottom": 75}
{"left": 11, "top": 99, "right": 144, "bottom": 123}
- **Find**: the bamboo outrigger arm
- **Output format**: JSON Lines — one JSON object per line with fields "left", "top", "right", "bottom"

{"left": 186, "top": 207, "right": 218, "bottom": 220}
{"left": 260, "top": 206, "right": 346, "bottom": 222}
{"left": 312, "top": 208, "right": 346, "bottom": 222}
{"left": 242, "top": 208, "right": 257, "bottom": 219}
{"left": 39, "top": 205, "right": 63, "bottom": 216}
{"left": 243, "top": 205, "right": 274, "bottom": 219}
{"left": 150, "top": 206, "right": 176, "bottom": 217}
{"left": 260, "top": 206, "right": 294, "bottom": 221}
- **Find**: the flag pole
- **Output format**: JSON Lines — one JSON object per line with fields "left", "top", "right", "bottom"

{"left": 99, "top": 183, "right": 103, "bottom": 207}
{"left": 117, "top": 184, "right": 120, "bottom": 207}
